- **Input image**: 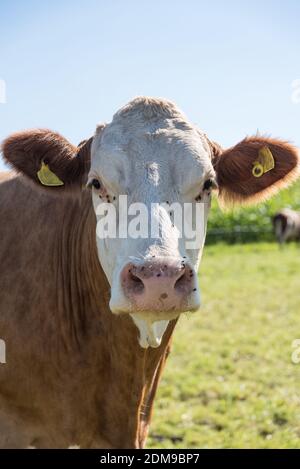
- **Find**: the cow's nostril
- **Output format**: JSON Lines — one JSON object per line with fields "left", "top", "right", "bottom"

{"left": 174, "top": 273, "right": 186, "bottom": 292}
{"left": 174, "top": 269, "right": 194, "bottom": 295}
{"left": 128, "top": 271, "right": 144, "bottom": 294}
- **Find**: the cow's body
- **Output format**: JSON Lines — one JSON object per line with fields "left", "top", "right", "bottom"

{"left": 0, "top": 173, "right": 174, "bottom": 448}
{"left": 273, "top": 208, "right": 300, "bottom": 244}
{"left": 0, "top": 97, "right": 299, "bottom": 448}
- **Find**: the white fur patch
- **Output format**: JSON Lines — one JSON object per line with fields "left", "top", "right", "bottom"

{"left": 146, "top": 162, "right": 160, "bottom": 186}
{"left": 90, "top": 97, "right": 213, "bottom": 316}
{"left": 130, "top": 314, "right": 169, "bottom": 348}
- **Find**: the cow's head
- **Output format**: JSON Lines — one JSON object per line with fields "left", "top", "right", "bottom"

{"left": 2, "top": 97, "right": 299, "bottom": 347}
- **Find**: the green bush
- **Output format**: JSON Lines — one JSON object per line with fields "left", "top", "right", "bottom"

{"left": 206, "top": 181, "right": 300, "bottom": 244}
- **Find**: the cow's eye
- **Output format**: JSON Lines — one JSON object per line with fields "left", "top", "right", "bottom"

{"left": 203, "top": 178, "right": 218, "bottom": 191}
{"left": 91, "top": 179, "right": 101, "bottom": 190}
{"left": 203, "top": 179, "right": 213, "bottom": 191}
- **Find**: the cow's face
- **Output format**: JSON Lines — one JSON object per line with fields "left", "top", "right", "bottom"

{"left": 3, "top": 97, "right": 300, "bottom": 348}
{"left": 88, "top": 100, "right": 216, "bottom": 343}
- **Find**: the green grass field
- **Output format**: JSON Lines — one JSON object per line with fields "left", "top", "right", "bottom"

{"left": 148, "top": 242, "right": 300, "bottom": 449}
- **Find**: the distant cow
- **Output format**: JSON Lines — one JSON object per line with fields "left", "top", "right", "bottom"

{"left": 0, "top": 97, "right": 299, "bottom": 448}
{"left": 273, "top": 208, "right": 300, "bottom": 244}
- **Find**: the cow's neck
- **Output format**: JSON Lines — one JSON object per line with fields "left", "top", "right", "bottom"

{"left": 53, "top": 192, "right": 176, "bottom": 448}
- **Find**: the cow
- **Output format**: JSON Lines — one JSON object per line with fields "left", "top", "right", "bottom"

{"left": 0, "top": 97, "right": 299, "bottom": 448}
{"left": 273, "top": 208, "right": 300, "bottom": 245}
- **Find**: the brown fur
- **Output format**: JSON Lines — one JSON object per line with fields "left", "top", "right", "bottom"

{"left": 211, "top": 136, "right": 300, "bottom": 206}
{"left": 0, "top": 173, "right": 175, "bottom": 448}
{"left": 1, "top": 130, "right": 92, "bottom": 192}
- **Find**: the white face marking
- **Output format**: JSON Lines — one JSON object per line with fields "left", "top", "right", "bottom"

{"left": 146, "top": 162, "right": 160, "bottom": 186}
{"left": 88, "top": 98, "right": 215, "bottom": 347}
{"left": 130, "top": 315, "right": 170, "bottom": 349}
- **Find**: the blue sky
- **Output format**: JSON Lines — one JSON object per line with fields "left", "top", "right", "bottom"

{"left": 0, "top": 0, "right": 300, "bottom": 170}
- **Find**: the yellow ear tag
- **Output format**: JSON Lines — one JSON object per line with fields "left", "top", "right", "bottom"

{"left": 37, "top": 161, "right": 64, "bottom": 186}
{"left": 252, "top": 146, "right": 275, "bottom": 178}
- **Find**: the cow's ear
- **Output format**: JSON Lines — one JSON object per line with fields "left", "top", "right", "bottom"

{"left": 1, "top": 129, "right": 93, "bottom": 191}
{"left": 212, "top": 136, "right": 300, "bottom": 206}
